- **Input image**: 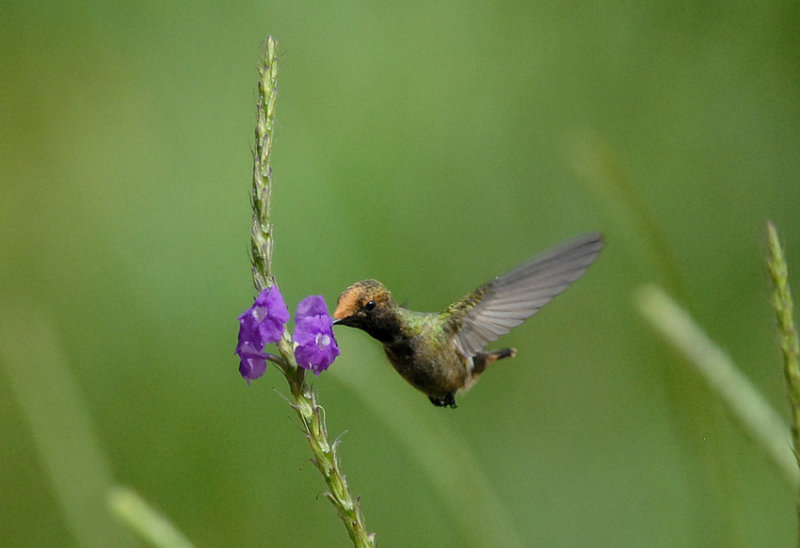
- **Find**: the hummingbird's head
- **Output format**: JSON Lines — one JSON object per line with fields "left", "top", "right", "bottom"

{"left": 332, "top": 279, "right": 396, "bottom": 336}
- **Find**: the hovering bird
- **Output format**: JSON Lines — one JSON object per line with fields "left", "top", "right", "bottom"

{"left": 332, "top": 232, "right": 603, "bottom": 408}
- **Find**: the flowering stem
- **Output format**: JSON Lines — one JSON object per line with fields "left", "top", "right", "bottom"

{"left": 767, "top": 222, "right": 800, "bottom": 457}
{"left": 250, "top": 37, "right": 278, "bottom": 292}
{"left": 249, "top": 36, "right": 374, "bottom": 547}
{"left": 766, "top": 221, "right": 800, "bottom": 539}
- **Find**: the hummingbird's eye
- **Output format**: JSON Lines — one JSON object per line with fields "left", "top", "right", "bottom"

{"left": 364, "top": 300, "right": 376, "bottom": 311}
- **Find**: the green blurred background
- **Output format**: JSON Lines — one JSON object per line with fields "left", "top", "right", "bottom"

{"left": 2, "top": 1, "right": 799, "bottom": 546}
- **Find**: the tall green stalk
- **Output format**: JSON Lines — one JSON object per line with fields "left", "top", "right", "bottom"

{"left": 249, "top": 37, "right": 374, "bottom": 547}
{"left": 766, "top": 221, "right": 800, "bottom": 541}
{"left": 766, "top": 222, "right": 800, "bottom": 460}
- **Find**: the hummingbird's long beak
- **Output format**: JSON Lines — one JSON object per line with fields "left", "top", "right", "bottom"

{"left": 331, "top": 317, "right": 342, "bottom": 325}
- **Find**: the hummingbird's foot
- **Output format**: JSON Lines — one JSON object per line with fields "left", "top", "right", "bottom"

{"left": 429, "top": 393, "right": 458, "bottom": 408}
{"left": 472, "top": 347, "right": 517, "bottom": 375}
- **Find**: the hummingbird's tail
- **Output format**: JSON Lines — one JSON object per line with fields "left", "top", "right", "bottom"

{"left": 472, "top": 347, "right": 516, "bottom": 375}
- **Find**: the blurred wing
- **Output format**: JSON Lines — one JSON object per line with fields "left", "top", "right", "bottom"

{"left": 448, "top": 232, "right": 603, "bottom": 357}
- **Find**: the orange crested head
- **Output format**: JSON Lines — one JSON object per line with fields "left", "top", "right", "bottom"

{"left": 333, "top": 279, "right": 394, "bottom": 324}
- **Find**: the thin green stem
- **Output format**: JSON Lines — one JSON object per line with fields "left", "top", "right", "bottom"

{"left": 767, "top": 221, "right": 800, "bottom": 462}
{"left": 250, "top": 37, "right": 278, "bottom": 292}
{"left": 766, "top": 221, "right": 800, "bottom": 542}
{"left": 249, "top": 36, "right": 374, "bottom": 547}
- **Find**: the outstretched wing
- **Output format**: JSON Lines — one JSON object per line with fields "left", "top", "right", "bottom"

{"left": 445, "top": 232, "right": 603, "bottom": 357}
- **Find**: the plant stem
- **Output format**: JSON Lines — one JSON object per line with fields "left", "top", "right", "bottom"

{"left": 767, "top": 221, "right": 800, "bottom": 461}
{"left": 766, "top": 221, "right": 800, "bottom": 542}
{"left": 249, "top": 36, "right": 374, "bottom": 547}
{"left": 250, "top": 37, "right": 278, "bottom": 292}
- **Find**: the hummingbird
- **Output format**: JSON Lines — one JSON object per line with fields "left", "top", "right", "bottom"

{"left": 332, "top": 232, "right": 603, "bottom": 408}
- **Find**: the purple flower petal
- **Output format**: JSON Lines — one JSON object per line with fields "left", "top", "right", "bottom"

{"left": 237, "top": 308, "right": 262, "bottom": 345}
{"left": 236, "top": 286, "right": 288, "bottom": 346}
{"left": 251, "top": 286, "right": 290, "bottom": 343}
{"left": 235, "top": 286, "right": 289, "bottom": 382}
{"left": 295, "top": 295, "right": 328, "bottom": 322}
{"left": 236, "top": 342, "right": 268, "bottom": 383}
{"left": 293, "top": 297, "right": 340, "bottom": 374}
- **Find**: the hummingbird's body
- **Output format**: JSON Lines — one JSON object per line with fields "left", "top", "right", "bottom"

{"left": 333, "top": 233, "right": 603, "bottom": 407}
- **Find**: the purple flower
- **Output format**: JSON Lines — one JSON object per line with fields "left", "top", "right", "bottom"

{"left": 237, "top": 342, "right": 268, "bottom": 382}
{"left": 293, "top": 295, "right": 340, "bottom": 375}
{"left": 238, "top": 286, "right": 289, "bottom": 346}
{"left": 235, "top": 286, "right": 289, "bottom": 382}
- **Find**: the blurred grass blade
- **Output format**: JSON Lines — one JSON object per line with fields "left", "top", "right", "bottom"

{"left": 108, "top": 486, "right": 195, "bottom": 548}
{"left": 0, "top": 299, "right": 135, "bottom": 547}
{"left": 567, "top": 131, "right": 684, "bottom": 298}
{"left": 636, "top": 285, "right": 799, "bottom": 491}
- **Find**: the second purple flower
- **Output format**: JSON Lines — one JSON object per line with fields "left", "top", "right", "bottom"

{"left": 293, "top": 295, "right": 340, "bottom": 375}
